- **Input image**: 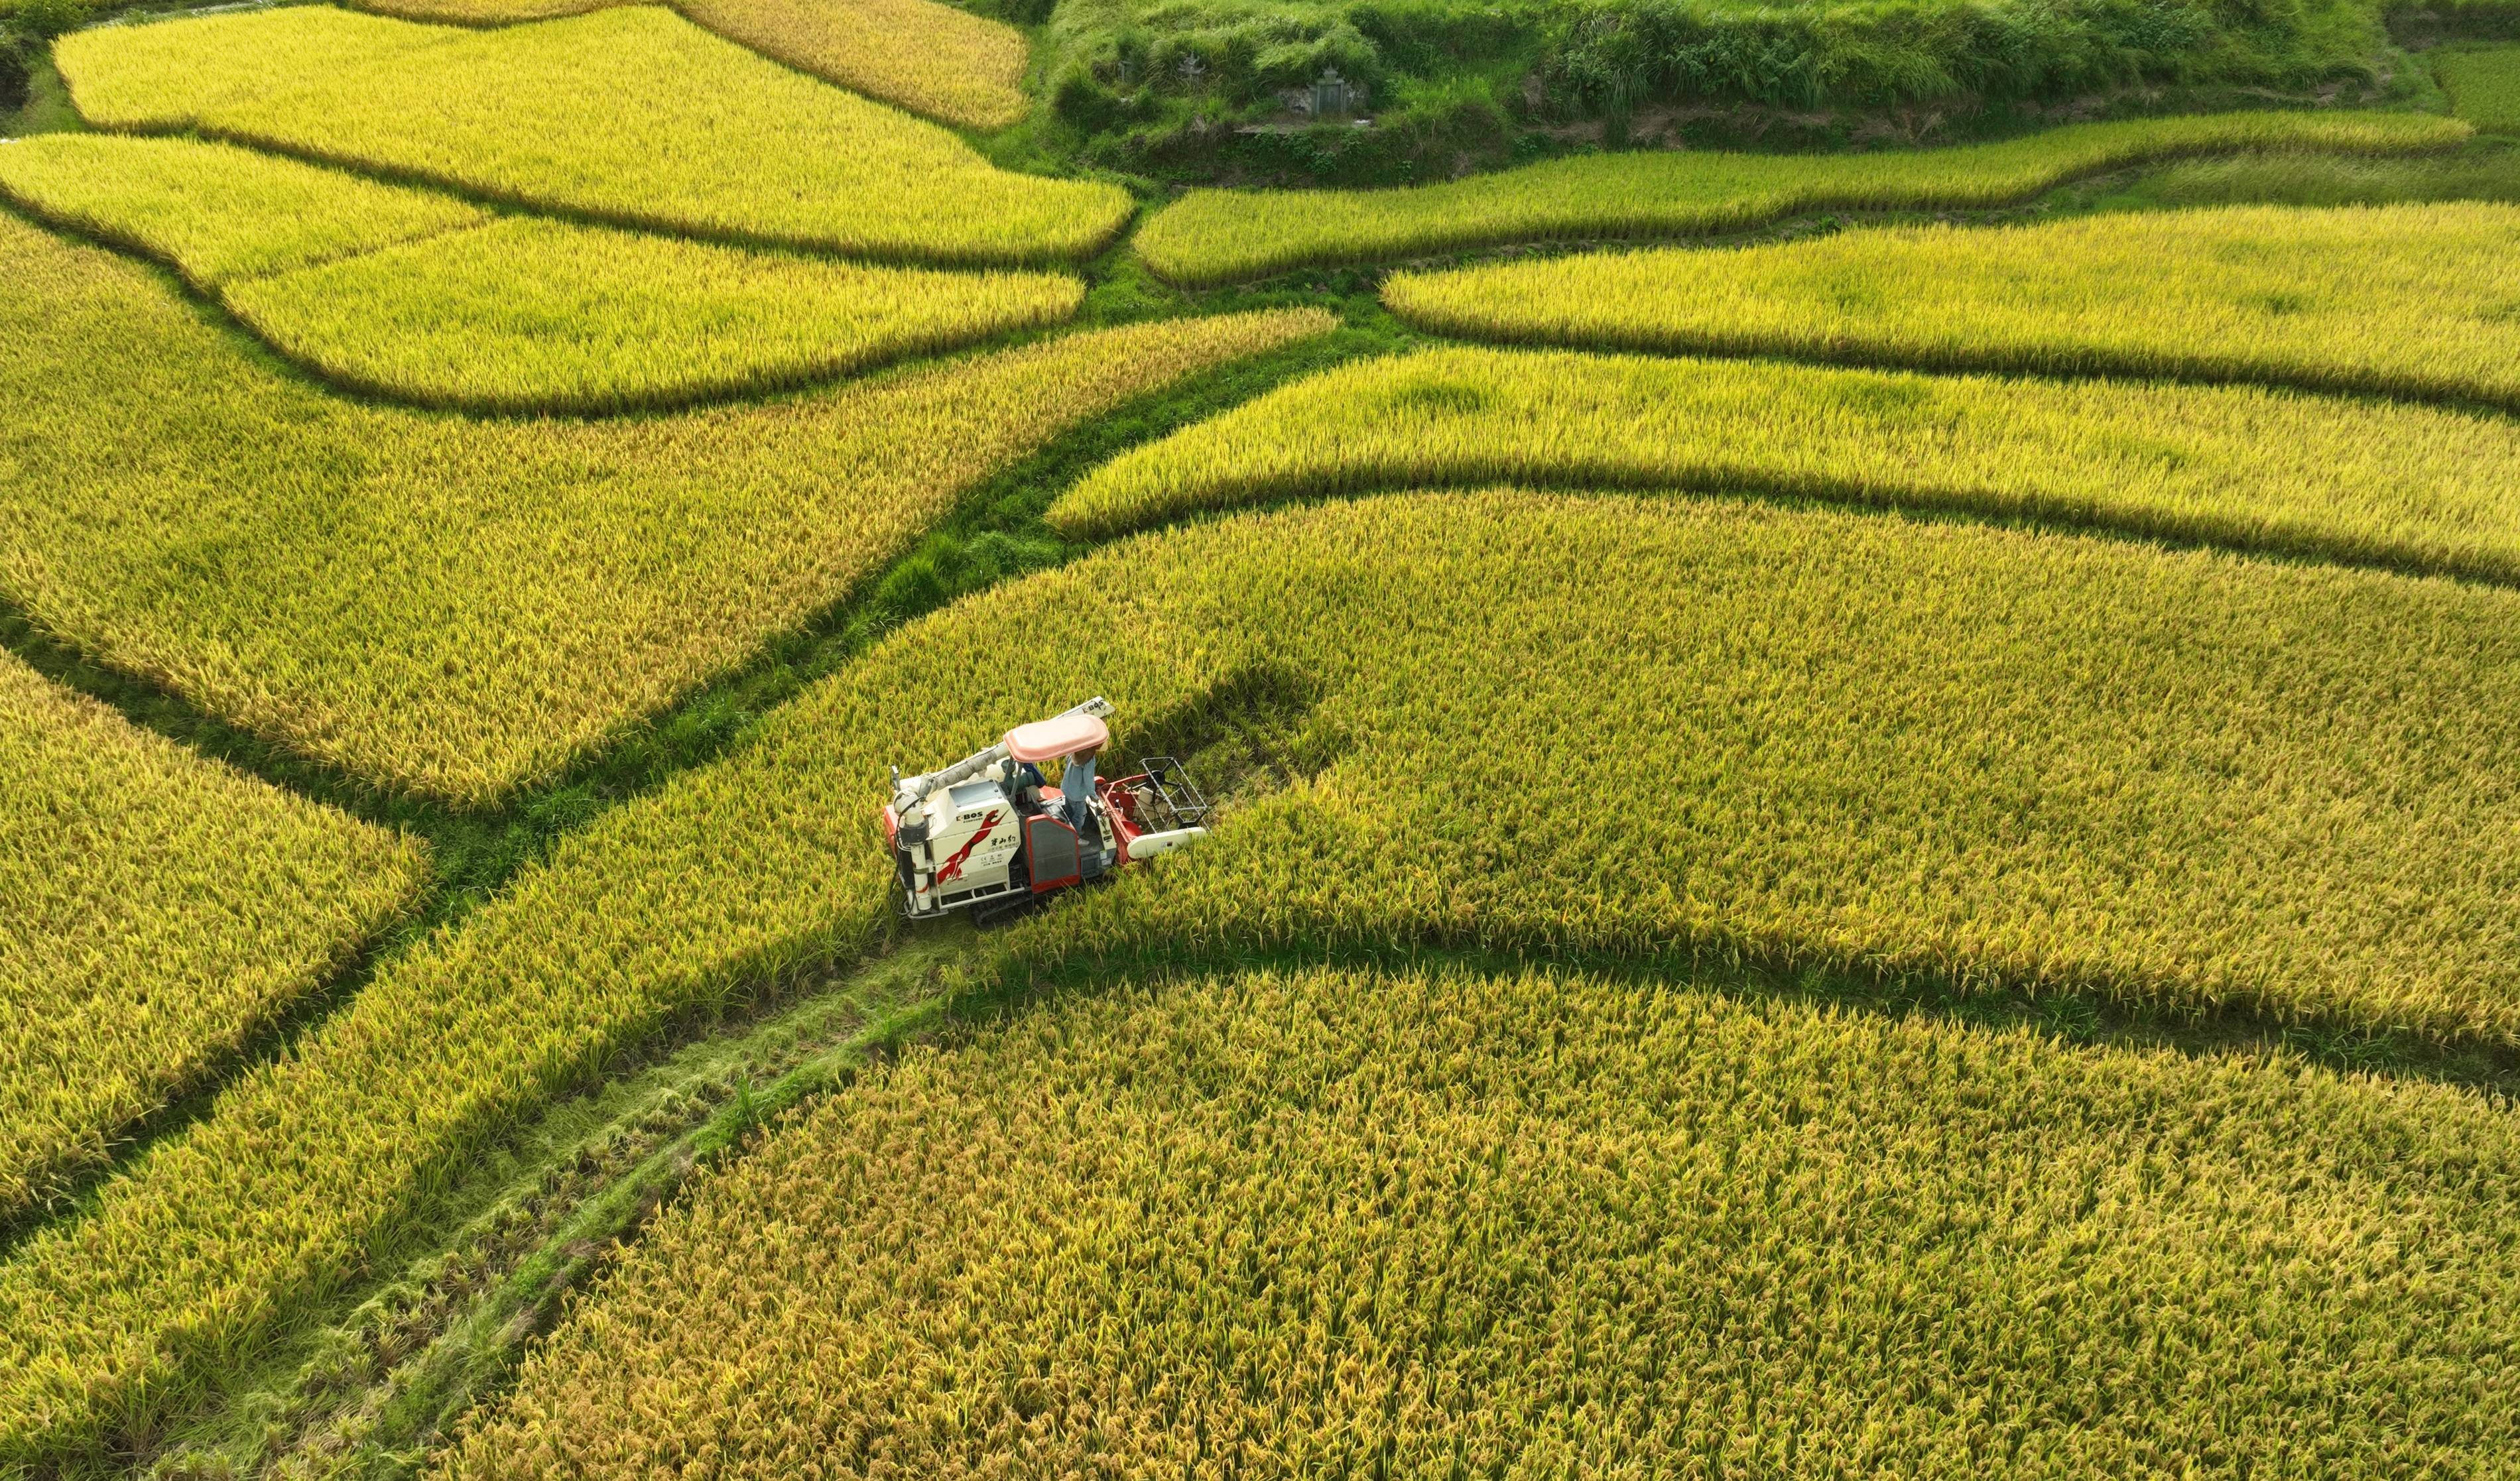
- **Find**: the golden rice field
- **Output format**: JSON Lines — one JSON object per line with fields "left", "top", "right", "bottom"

{"left": 1385, "top": 203, "right": 2520, "bottom": 410}
{"left": 0, "top": 133, "right": 1081, "bottom": 414}
{"left": 0, "top": 131, "right": 483, "bottom": 288}
{"left": 1053, "top": 344, "right": 2520, "bottom": 584}
{"left": 442, "top": 963, "right": 2520, "bottom": 1478}
{"left": 23, "top": 489, "right": 2520, "bottom": 1460}
{"left": 340, "top": 0, "right": 1029, "bottom": 127}
{"left": 54, "top": 5, "right": 1127, "bottom": 265}
{"left": 0, "top": 649, "right": 426, "bottom": 1225}
{"left": 1133, "top": 110, "right": 2473, "bottom": 284}
{"left": 234, "top": 217, "right": 1082, "bottom": 414}
{"left": 0, "top": 214, "right": 1325, "bottom": 801}
{"left": 673, "top": 0, "right": 1029, "bottom": 131}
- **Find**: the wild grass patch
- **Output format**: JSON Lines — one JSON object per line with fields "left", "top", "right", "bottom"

{"left": 2438, "top": 44, "right": 2520, "bottom": 133}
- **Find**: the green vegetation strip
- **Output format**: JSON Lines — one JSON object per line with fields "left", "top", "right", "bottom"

{"left": 13, "top": 491, "right": 2520, "bottom": 1462}
{"left": 1051, "top": 344, "right": 2520, "bottom": 583}
{"left": 1133, "top": 111, "right": 2472, "bottom": 284}
{"left": 0, "top": 213, "right": 1326, "bottom": 802}
{"left": 2438, "top": 44, "right": 2520, "bottom": 133}
{"left": 0, "top": 133, "right": 1086, "bottom": 415}
{"left": 1385, "top": 202, "right": 2520, "bottom": 411}
{"left": 54, "top": 5, "right": 1129, "bottom": 266}
{"left": 0, "top": 649, "right": 427, "bottom": 1226}
{"left": 443, "top": 962, "right": 2520, "bottom": 1476}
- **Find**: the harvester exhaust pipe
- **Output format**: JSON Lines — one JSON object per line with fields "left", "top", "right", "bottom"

{"left": 890, "top": 696, "right": 1113, "bottom": 815}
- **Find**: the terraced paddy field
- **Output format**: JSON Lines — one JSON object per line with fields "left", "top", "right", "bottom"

{"left": 9, "top": 0, "right": 2520, "bottom": 1472}
{"left": 52, "top": 5, "right": 1126, "bottom": 264}
{"left": 0, "top": 134, "right": 1088, "bottom": 413}
{"left": 1385, "top": 203, "right": 2520, "bottom": 410}
{"left": 0, "top": 212, "right": 1323, "bottom": 801}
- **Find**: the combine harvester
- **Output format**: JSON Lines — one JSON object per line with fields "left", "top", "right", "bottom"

{"left": 883, "top": 697, "right": 1210, "bottom": 922}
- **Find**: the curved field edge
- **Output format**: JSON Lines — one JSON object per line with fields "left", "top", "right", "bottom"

{"left": 1133, "top": 111, "right": 2474, "bottom": 285}
{"left": 438, "top": 961, "right": 2520, "bottom": 1476}
{"left": 330, "top": 0, "right": 1032, "bottom": 131}
{"left": 1383, "top": 202, "right": 2520, "bottom": 415}
{"left": 1047, "top": 344, "right": 2520, "bottom": 588}
{"left": 0, "top": 134, "right": 1090, "bottom": 418}
{"left": 11, "top": 491, "right": 2520, "bottom": 1462}
{"left": 0, "top": 212, "right": 1326, "bottom": 805}
{"left": 0, "top": 131, "right": 486, "bottom": 289}
{"left": 0, "top": 650, "right": 428, "bottom": 1226}
{"left": 49, "top": 6, "right": 1127, "bottom": 270}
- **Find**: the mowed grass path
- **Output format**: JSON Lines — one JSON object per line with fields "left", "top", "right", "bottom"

{"left": 342, "top": 0, "right": 1031, "bottom": 129}
{"left": 1386, "top": 203, "right": 2520, "bottom": 411}
{"left": 1133, "top": 111, "right": 2472, "bottom": 284}
{"left": 0, "top": 135, "right": 1087, "bottom": 414}
{"left": 55, "top": 6, "right": 1127, "bottom": 265}
{"left": 444, "top": 963, "right": 2520, "bottom": 1477}
{"left": 1052, "top": 345, "right": 2520, "bottom": 585}
{"left": 0, "top": 213, "right": 1327, "bottom": 802}
{"left": 0, "top": 650, "right": 426, "bottom": 1224}
{"left": 13, "top": 493, "right": 2520, "bottom": 1464}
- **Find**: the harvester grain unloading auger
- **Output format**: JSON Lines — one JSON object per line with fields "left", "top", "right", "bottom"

{"left": 883, "top": 697, "right": 1212, "bottom": 922}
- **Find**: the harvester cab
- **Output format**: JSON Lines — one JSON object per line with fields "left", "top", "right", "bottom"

{"left": 882, "top": 697, "right": 1212, "bottom": 921}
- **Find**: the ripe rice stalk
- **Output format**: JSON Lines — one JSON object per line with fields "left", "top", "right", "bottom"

{"left": 0, "top": 133, "right": 1084, "bottom": 414}
{"left": 1050, "top": 343, "right": 2520, "bottom": 587}
{"left": 11, "top": 490, "right": 2520, "bottom": 1462}
{"left": 53, "top": 5, "right": 1127, "bottom": 266}
{"left": 338, "top": 0, "right": 1031, "bottom": 127}
{"left": 1383, "top": 202, "right": 2520, "bottom": 411}
{"left": 0, "top": 131, "right": 483, "bottom": 286}
{"left": 440, "top": 962, "right": 2520, "bottom": 1477}
{"left": 1133, "top": 110, "right": 2473, "bottom": 285}
{"left": 0, "top": 213, "right": 1326, "bottom": 802}
{"left": 0, "top": 650, "right": 427, "bottom": 1224}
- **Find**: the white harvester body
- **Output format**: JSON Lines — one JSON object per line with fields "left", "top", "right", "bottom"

{"left": 883, "top": 697, "right": 1212, "bottom": 921}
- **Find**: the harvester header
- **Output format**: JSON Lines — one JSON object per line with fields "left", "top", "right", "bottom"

{"left": 883, "top": 697, "right": 1210, "bottom": 921}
